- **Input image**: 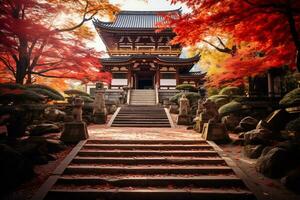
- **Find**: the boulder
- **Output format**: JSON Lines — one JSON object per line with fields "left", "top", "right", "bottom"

{"left": 44, "top": 107, "right": 66, "bottom": 122}
{"left": 239, "top": 116, "right": 259, "bottom": 131}
{"left": 243, "top": 145, "right": 265, "bottom": 159}
{"left": 46, "top": 138, "right": 67, "bottom": 153}
{"left": 29, "top": 123, "right": 61, "bottom": 136}
{"left": 222, "top": 114, "right": 240, "bottom": 131}
{"left": 281, "top": 167, "right": 300, "bottom": 193}
{"left": 244, "top": 128, "right": 273, "bottom": 145}
{"left": 265, "top": 109, "right": 290, "bottom": 132}
{"left": 256, "top": 147, "right": 294, "bottom": 178}
{"left": 0, "top": 144, "right": 34, "bottom": 192}
{"left": 238, "top": 132, "right": 245, "bottom": 139}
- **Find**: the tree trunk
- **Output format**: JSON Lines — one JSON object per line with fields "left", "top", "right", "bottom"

{"left": 286, "top": 10, "right": 300, "bottom": 72}
{"left": 15, "top": 38, "right": 29, "bottom": 85}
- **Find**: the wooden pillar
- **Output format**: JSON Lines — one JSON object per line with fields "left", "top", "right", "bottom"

{"left": 128, "top": 66, "right": 132, "bottom": 88}
{"left": 176, "top": 67, "right": 179, "bottom": 85}
{"left": 156, "top": 66, "right": 160, "bottom": 88}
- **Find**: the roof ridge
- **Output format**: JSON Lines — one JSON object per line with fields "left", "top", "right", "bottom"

{"left": 119, "top": 8, "right": 181, "bottom": 15}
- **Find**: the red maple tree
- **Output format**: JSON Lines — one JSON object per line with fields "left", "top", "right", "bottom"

{"left": 0, "top": 0, "right": 119, "bottom": 84}
{"left": 161, "top": 0, "right": 300, "bottom": 86}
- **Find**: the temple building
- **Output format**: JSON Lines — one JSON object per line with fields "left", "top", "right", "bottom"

{"left": 89, "top": 9, "right": 204, "bottom": 92}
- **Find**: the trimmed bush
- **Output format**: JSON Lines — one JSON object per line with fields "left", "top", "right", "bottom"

{"left": 27, "top": 88, "right": 64, "bottom": 101}
{"left": 176, "top": 84, "right": 198, "bottom": 92}
{"left": 218, "top": 101, "right": 243, "bottom": 116}
{"left": 64, "top": 89, "right": 90, "bottom": 97}
{"left": 215, "top": 97, "right": 230, "bottom": 108}
{"left": 0, "top": 84, "right": 45, "bottom": 104}
{"left": 170, "top": 92, "right": 201, "bottom": 105}
{"left": 80, "top": 96, "right": 94, "bottom": 103}
{"left": 26, "top": 84, "right": 64, "bottom": 100}
{"left": 285, "top": 117, "right": 300, "bottom": 132}
{"left": 280, "top": 88, "right": 300, "bottom": 106}
{"left": 219, "top": 86, "right": 244, "bottom": 96}
{"left": 0, "top": 83, "right": 26, "bottom": 90}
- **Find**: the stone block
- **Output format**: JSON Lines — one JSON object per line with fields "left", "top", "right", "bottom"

{"left": 93, "top": 112, "right": 107, "bottom": 124}
{"left": 201, "top": 122, "right": 229, "bottom": 141}
{"left": 60, "top": 122, "right": 89, "bottom": 143}
{"left": 176, "top": 115, "right": 191, "bottom": 125}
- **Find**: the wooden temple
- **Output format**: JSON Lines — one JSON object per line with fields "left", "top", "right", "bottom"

{"left": 93, "top": 9, "right": 205, "bottom": 90}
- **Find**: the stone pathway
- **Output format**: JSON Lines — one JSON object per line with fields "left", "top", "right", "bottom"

{"left": 32, "top": 126, "right": 257, "bottom": 200}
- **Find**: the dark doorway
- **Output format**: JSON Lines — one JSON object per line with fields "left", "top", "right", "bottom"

{"left": 136, "top": 72, "right": 154, "bottom": 89}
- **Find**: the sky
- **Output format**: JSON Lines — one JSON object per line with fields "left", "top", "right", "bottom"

{"left": 88, "top": 0, "right": 189, "bottom": 53}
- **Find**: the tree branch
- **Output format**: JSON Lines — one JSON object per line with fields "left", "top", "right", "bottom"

{"left": 56, "top": 1, "right": 98, "bottom": 32}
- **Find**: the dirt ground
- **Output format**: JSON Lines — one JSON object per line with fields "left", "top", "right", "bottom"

{"left": 1, "top": 146, "right": 73, "bottom": 200}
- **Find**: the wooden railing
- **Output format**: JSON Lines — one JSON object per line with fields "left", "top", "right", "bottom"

{"left": 109, "top": 49, "right": 181, "bottom": 55}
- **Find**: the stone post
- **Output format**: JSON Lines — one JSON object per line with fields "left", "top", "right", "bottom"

{"left": 176, "top": 94, "right": 191, "bottom": 125}
{"left": 61, "top": 97, "right": 89, "bottom": 143}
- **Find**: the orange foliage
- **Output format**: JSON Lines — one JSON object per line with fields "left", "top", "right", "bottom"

{"left": 160, "top": 0, "right": 300, "bottom": 86}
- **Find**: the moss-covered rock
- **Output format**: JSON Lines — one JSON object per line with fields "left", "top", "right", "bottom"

{"left": 170, "top": 92, "right": 201, "bottom": 105}
{"left": 280, "top": 88, "right": 300, "bottom": 106}
{"left": 218, "top": 101, "right": 243, "bottom": 116}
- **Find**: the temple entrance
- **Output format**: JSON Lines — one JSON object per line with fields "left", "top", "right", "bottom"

{"left": 135, "top": 71, "right": 154, "bottom": 89}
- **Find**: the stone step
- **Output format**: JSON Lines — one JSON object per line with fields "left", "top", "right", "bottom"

{"left": 81, "top": 144, "right": 214, "bottom": 150}
{"left": 85, "top": 140, "right": 207, "bottom": 144}
{"left": 113, "top": 116, "right": 168, "bottom": 119}
{"left": 111, "top": 121, "right": 170, "bottom": 124}
{"left": 71, "top": 157, "right": 225, "bottom": 165}
{"left": 111, "top": 124, "right": 171, "bottom": 127}
{"left": 77, "top": 150, "right": 219, "bottom": 157}
{"left": 64, "top": 165, "right": 233, "bottom": 175}
{"left": 56, "top": 176, "right": 244, "bottom": 188}
{"left": 46, "top": 188, "right": 255, "bottom": 200}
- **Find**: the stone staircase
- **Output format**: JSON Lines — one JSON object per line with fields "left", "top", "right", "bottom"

{"left": 111, "top": 105, "right": 171, "bottom": 127}
{"left": 130, "top": 89, "right": 156, "bottom": 105}
{"left": 36, "top": 139, "right": 256, "bottom": 200}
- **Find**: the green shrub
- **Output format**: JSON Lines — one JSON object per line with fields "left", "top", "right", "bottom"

{"left": 218, "top": 101, "right": 243, "bottom": 116}
{"left": 27, "top": 88, "right": 64, "bottom": 101}
{"left": 280, "top": 88, "right": 300, "bottom": 106}
{"left": 285, "top": 117, "right": 300, "bottom": 132}
{"left": 26, "top": 84, "right": 64, "bottom": 100}
{"left": 214, "top": 97, "right": 230, "bottom": 108}
{"left": 0, "top": 89, "right": 44, "bottom": 103}
{"left": 207, "top": 88, "right": 219, "bottom": 96}
{"left": 176, "top": 84, "right": 198, "bottom": 92}
{"left": 0, "top": 83, "right": 26, "bottom": 90}
{"left": 170, "top": 92, "right": 201, "bottom": 105}
{"left": 64, "top": 89, "right": 90, "bottom": 97}
{"left": 80, "top": 96, "right": 94, "bottom": 103}
{"left": 208, "top": 95, "right": 229, "bottom": 102}
{"left": 219, "top": 86, "right": 244, "bottom": 96}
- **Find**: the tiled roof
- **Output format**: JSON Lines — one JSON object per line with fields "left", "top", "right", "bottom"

{"left": 93, "top": 9, "right": 180, "bottom": 30}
